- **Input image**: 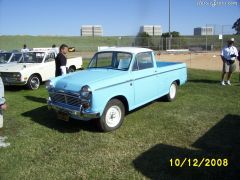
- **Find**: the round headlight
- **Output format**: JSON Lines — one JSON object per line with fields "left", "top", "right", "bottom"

{"left": 13, "top": 72, "right": 21, "bottom": 78}
{"left": 45, "top": 80, "right": 54, "bottom": 89}
{"left": 80, "top": 85, "right": 92, "bottom": 99}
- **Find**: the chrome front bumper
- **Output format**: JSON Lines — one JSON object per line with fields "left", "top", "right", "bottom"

{"left": 2, "top": 79, "right": 27, "bottom": 86}
{"left": 47, "top": 100, "right": 100, "bottom": 120}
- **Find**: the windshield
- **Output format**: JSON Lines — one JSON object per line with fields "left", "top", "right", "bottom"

{"left": 19, "top": 52, "right": 45, "bottom": 63}
{"left": 0, "top": 53, "right": 12, "bottom": 64}
{"left": 10, "top": 53, "right": 22, "bottom": 63}
{"left": 88, "top": 52, "right": 132, "bottom": 71}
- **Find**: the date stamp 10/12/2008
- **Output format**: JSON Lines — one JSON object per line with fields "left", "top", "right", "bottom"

{"left": 197, "top": 0, "right": 239, "bottom": 7}
{"left": 170, "top": 158, "right": 228, "bottom": 168}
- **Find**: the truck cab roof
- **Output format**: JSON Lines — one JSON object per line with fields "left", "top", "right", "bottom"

{"left": 98, "top": 47, "right": 153, "bottom": 54}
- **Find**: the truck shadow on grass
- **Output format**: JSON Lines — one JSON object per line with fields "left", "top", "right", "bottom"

{"left": 22, "top": 98, "right": 166, "bottom": 133}
{"left": 127, "top": 97, "right": 171, "bottom": 116}
{"left": 133, "top": 114, "right": 240, "bottom": 180}
{"left": 188, "top": 79, "right": 220, "bottom": 84}
{"left": 5, "top": 85, "right": 28, "bottom": 91}
{"left": 24, "top": 96, "right": 47, "bottom": 104}
{"left": 21, "top": 106, "right": 99, "bottom": 133}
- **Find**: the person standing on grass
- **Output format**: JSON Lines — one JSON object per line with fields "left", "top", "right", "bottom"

{"left": 55, "top": 44, "right": 68, "bottom": 77}
{"left": 220, "top": 38, "right": 238, "bottom": 85}
{"left": 21, "top": 44, "right": 30, "bottom": 61}
{"left": 0, "top": 77, "right": 7, "bottom": 129}
{"left": 21, "top": 44, "right": 29, "bottom": 53}
{"left": 52, "top": 44, "right": 59, "bottom": 57}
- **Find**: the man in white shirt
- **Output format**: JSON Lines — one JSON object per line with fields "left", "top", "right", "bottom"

{"left": 220, "top": 38, "right": 238, "bottom": 85}
{"left": 52, "top": 44, "right": 59, "bottom": 57}
{"left": 55, "top": 44, "right": 68, "bottom": 76}
{"left": 21, "top": 44, "right": 30, "bottom": 53}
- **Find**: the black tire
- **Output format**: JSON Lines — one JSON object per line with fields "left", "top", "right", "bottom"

{"left": 68, "top": 66, "right": 76, "bottom": 73}
{"left": 98, "top": 99, "right": 125, "bottom": 132}
{"left": 27, "top": 75, "right": 41, "bottom": 90}
{"left": 165, "top": 81, "right": 177, "bottom": 102}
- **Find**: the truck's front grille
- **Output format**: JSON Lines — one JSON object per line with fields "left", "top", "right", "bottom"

{"left": 1, "top": 72, "right": 13, "bottom": 78}
{"left": 50, "top": 92, "right": 81, "bottom": 107}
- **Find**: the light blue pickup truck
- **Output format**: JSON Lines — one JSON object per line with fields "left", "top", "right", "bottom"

{"left": 47, "top": 47, "right": 187, "bottom": 132}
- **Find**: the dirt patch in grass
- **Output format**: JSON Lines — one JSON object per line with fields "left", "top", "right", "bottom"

{"left": 157, "top": 51, "right": 240, "bottom": 72}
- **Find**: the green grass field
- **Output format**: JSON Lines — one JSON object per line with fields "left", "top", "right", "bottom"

{"left": 0, "top": 69, "right": 240, "bottom": 179}
{"left": 0, "top": 36, "right": 129, "bottom": 52}
{"left": 1, "top": 35, "right": 239, "bottom": 52}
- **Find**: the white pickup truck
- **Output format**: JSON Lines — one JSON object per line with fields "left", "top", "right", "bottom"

{"left": 0, "top": 48, "right": 82, "bottom": 90}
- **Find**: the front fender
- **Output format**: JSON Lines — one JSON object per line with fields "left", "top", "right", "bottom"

{"left": 91, "top": 81, "right": 134, "bottom": 116}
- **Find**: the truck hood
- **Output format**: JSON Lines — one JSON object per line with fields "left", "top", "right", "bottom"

{"left": 53, "top": 69, "right": 129, "bottom": 92}
{"left": 0, "top": 63, "right": 39, "bottom": 72}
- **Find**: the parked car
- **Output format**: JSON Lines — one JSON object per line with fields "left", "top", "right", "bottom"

{"left": 0, "top": 51, "right": 23, "bottom": 64}
{"left": 47, "top": 47, "right": 187, "bottom": 132}
{"left": 0, "top": 48, "right": 82, "bottom": 90}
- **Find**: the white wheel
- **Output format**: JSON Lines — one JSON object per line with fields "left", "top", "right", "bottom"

{"left": 27, "top": 75, "right": 40, "bottom": 90}
{"left": 169, "top": 83, "right": 177, "bottom": 99}
{"left": 99, "top": 99, "right": 125, "bottom": 132}
{"left": 105, "top": 106, "right": 122, "bottom": 128}
{"left": 165, "top": 82, "right": 177, "bottom": 102}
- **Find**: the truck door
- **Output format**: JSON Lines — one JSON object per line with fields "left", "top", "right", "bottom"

{"left": 42, "top": 52, "right": 55, "bottom": 81}
{"left": 131, "top": 52, "right": 158, "bottom": 107}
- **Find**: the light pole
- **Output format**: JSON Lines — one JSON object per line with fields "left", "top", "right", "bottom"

{"left": 168, "top": 0, "right": 171, "bottom": 50}
{"left": 205, "top": 24, "right": 208, "bottom": 52}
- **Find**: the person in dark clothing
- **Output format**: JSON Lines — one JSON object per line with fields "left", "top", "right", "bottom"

{"left": 238, "top": 50, "right": 240, "bottom": 82}
{"left": 55, "top": 44, "right": 68, "bottom": 77}
{"left": 238, "top": 50, "right": 240, "bottom": 62}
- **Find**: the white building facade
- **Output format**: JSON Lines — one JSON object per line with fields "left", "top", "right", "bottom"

{"left": 81, "top": 25, "right": 103, "bottom": 37}
{"left": 140, "top": 25, "right": 163, "bottom": 36}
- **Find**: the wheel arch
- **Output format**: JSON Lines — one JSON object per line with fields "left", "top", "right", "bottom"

{"left": 69, "top": 65, "right": 76, "bottom": 70}
{"left": 29, "top": 73, "right": 42, "bottom": 83}
{"left": 175, "top": 79, "right": 180, "bottom": 86}
{"left": 109, "top": 95, "right": 129, "bottom": 113}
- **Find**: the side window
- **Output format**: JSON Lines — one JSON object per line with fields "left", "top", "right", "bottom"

{"left": 45, "top": 53, "right": 55, "bottom": 62}
{"left": 133, "top": 52, "right": 153, "bottom": 71}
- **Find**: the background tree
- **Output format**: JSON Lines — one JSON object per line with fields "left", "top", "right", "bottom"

{"left": 161, "top": 31, "right": 181, "bottom": 50}
{"left": 135, "top": 32, "right": 154, "bottom": 49}
{"left": 232, "top": 18, "right": 240, "bottom": 35}
{"left": 162, "top": 31, "right": 180, "bottom": 37}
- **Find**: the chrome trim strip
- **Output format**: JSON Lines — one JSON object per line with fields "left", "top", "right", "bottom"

{"left": 134, "top": 67, "right": 186, "bottom": 81}
{"left": 95, "top": 80, "right": 132, "bottom": 91}
{"left": 94, "top": 67, "right": 186, "bottom": 90}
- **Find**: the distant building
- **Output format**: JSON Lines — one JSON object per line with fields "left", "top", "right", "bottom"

{"left": 194, "top": 27, "right": 214, "bottom": 36}
{"left": 81, "top": 25, "right": 103, "bottom": 37}
{"left": 140, "top": 25, "right": 162, "bottom": 36}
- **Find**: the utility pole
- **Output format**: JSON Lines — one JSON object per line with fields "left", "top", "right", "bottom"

{"left": 205, "top": 24, "right": 208, "bottom": 52}
{"left": 168, "top": 0, "right": 171, "bottom": 50}
{"left": 221, "top": 25, "right": 224, "bottom": 48}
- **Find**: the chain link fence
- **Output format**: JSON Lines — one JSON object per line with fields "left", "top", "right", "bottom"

{"left": 117, "top": 24, "right": 239, "bottom": 51}
{"left": 117, "top": 35, "right": 240, "bottom": 52}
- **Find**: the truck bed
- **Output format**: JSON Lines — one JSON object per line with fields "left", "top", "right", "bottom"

{"left": 156, "top": 61, "right": 183, "bottom": 68}
{"left": 156, "top": 61, "right": 186, "bottom": 71}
